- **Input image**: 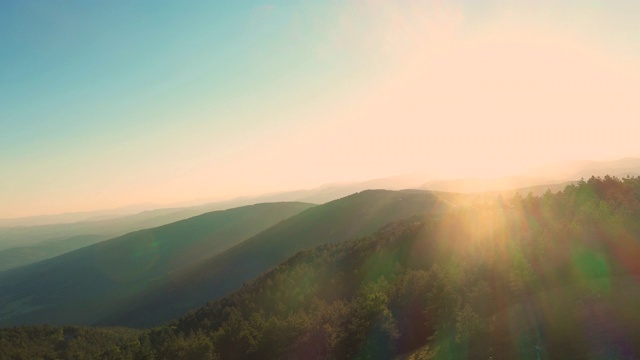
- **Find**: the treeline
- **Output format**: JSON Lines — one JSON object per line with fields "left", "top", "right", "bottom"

{"left": 0, "top": 325, "right": 140, "bottom": 360}
{"left": 3, "top": 176, "right": 640, "bottom": 359}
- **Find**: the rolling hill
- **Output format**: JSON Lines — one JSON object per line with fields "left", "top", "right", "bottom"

{"left": 0, "top": 202, "right": 314, "bottom": 326}
{"left": 121, "top": 176, "right": 640, "bottom": 359}
{"left": 3, "top": 177, "right": 640, "bottom": 359}
{"left": 104, "top": 189, "right": 457, "bottom": 327}
{"left": 5, "top": 157, "right": 638, "bottom": 271}
{"left": 0, "top": 234, "right": 105, "bottom": 272}
{"left": 133, "top": 176, "right": 640, "bottom": 359}
{"left": 0, "top": 199, "right": 313, "bottom": 271}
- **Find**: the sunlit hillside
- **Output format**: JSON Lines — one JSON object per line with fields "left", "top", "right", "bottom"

{"left": 3, "top": 177, "right": 640, "bottom": 359}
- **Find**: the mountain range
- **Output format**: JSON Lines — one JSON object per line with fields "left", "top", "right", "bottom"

{"left": 0, "top": 202, "right": 313, "bottom": 326}
{"left": 3, "top": 158, "right": 640, "bottom": 273}
{"left": 0, "top": 190, "right": 457, "bottom": 328}
{"left": 3, "top": 176, "right": 640, "bottom": 359}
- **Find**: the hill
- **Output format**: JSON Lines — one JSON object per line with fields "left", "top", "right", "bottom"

{"left": 0, "top": 207, "right": 198, "bottom": 252}
{"left": 3, "top": 176, "right": 640, "bottom": 359}
{"left": 163, "top": 176, "right": 640, "bottom": 359}
{"left": 0, "top": 234, "right": 104, "bottom": 272}
{"left": 0, "top": 202, "right": 314, "bottom": 326}
{"left": 0, "top": 199, "right": 312, "bottom": 269}
{"left": 0, "top": 203, "right": 161, "bottom": 227}
{"left": 102, "top": 189, "right": 455, "bottom": 327}
{"left": 6, "top": 157, "right": 638, "bottom": 271}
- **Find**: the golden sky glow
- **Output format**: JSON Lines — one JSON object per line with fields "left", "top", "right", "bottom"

{"left": 1, "top": 1, "right": 639, "bottom": 218}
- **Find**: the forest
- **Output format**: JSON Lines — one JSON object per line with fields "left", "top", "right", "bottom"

{"left": 2, "top": 176, "right": 640, "bottom": 359}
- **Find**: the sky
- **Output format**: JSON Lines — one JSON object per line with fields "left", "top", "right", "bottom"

{"left": 1, "top": 0, "right": 639, "bottom": 218}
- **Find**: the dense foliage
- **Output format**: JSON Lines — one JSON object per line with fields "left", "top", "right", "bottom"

{"left": 0, "top": 325, "right": 140, "bottom": 360}
{"left": 3, "top": 176, "right": 640, "bottom": 359}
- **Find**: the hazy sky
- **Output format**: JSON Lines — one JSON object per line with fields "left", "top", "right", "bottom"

{"left": 1, "top": 1, "right": 639, "bottom": 218}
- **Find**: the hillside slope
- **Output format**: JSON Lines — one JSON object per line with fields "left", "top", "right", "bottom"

{"left": 163, "top": 176, "right": 640, "bottom": 359}
{"left": 0, "top": 234, "right": 105, "bottom": 272}
{"left": 0, "top": 198, "right": 307, "bottom": 263}
{"left": 145, "top": 176, "right": 640, "bottom": 359}
{"left": 0, "top": 202, "right": 314, "bottom": 326}
{"left": 4, "top": 177, "right": 640, "bottom": 359}
{"left": 104, "top": 189, "right": 455, "bottom": 327}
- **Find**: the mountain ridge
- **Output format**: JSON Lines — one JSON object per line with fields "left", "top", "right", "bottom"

{"left": 102, "top": 189, "right": 456, "bottom": 327}
{"left": 0, "top": 202, "right": 314, "bottom": 326}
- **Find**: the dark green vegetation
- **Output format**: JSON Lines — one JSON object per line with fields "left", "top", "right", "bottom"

{"left": 0, "top": 325, "right": 141, "bottom": 360}
{"left": 3, "top": 177, "right": 640, "bottom": 359}
{"left": 0, "top": 202, "right": 314, "bottom": 326}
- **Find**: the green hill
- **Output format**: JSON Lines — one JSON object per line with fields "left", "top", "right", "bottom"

{"left": 0, "top": 234, "right": 105, "bottom": 272}
{"left": 0, "top": 202, "right": 314, "bottom": 326}
{"left": 3, "top": 177, "right": 640, "bottom": 359}
{"left": 4, "top": 177, "right": 640, "bottom": 359}
{"left": 0, "top": 207, "right": 200, "bottom": 252}
{"left": 102, "top": 189, "right": 455, "bottom": 327}
{"left": 0, "top": 198, "right": 302, "bottom": 269}
{"left": 162, "top": 176, "right": 640, "bottom": 359}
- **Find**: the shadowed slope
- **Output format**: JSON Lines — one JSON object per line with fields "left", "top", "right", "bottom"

{"left": 107, "top": 189, "right": 455, "bottom": 327}
{"left": 0, "top": 202, "right": 314, "bottom": 326}
{"left": 0, "top": 235, "right": 105, "bottom": 272}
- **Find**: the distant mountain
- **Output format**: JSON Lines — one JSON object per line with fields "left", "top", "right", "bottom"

{"left": 0, "top": 202, "right": 313, "bottom": 326}
{"left": 0, "top": 177, "right": 425, "bottom": 271}
{"left": 0, "top": 207, "right": 212, "bottom": 252}
{"left": 282, "top": 158, "right": 640, "bottom": 202}
{"left": 0, "top": 203, "right": 161, "bottom": 227}
{"left": 5, "top": 177, "right": 640, "bottom": 359}
{"left": 419, "top": 158, "right": 640, "bottom": 194}
{"left": 104, "top": 189, "right": 457, "bottom": 327}
{"left": 0, "top": 234, "right": 105, "bottom": 272}
{"left": 525, "top": 157, "right": 640, "bottom": 180}
{"left": 4, "top": 157, "right": 637, "bottom": 269}
{"left": 215, "top": 174, "right": 434, "bottom": 207}
{"left": 420, "top": 176, "right": 550, "bottom": 193}
{"left": 0, "top": 173, "right": 427, "bottom": 230}
{"left": 0, "top": 199, "right": 312, "bottom": 267}
{"left": 0, "top": 175, "right": 426, "bottom": 261}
